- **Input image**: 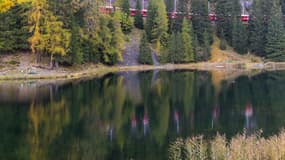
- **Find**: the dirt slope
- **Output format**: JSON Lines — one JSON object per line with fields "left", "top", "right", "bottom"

{"left": 210, "top": 36, "right": 262, "bottom": 63}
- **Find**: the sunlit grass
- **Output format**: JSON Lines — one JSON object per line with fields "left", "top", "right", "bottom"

{"left": 169, "top": 130, "right": 285, "bottom": 160}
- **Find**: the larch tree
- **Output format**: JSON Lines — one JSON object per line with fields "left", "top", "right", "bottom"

{"left": 28, "top": 0, "right": 47, "bottom": 62}
{"left": 29, "top": 0, "right": 71, "bottom": 66}
{"left": 0, "top": 0, "right": 30, "bottom": 12}
{"left": 42, "top": 13, "right": 71, "bottom": 68}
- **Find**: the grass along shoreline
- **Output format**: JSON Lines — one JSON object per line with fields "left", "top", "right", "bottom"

{"left": 169, "top": 130, "right": 285, "bottom": 160}
{"left": 0, "top": 61, "right": 284, "bottom": 81}
{"left": 0, "top": 33, "right": 281, "bottom": 81}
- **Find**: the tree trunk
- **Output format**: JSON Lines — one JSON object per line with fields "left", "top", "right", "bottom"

{"left": 55, "top": 60, "right": 59, "bottom": 68}
{"left": 35, "top": 52, "right": 41, "bottom": 64}
{"left": 50, "top": 54, "right": 54, "bottom": 69}
{"left": 37, "top": 54, "right": 41, "bottom": 64}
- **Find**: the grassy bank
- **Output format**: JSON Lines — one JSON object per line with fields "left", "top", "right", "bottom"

{"left": 0, "top": 33, "right": 282, "bottom": 81}
{"left": 169, "top": 131, "right": 285, "bottom": 160}
{"left": 1, "top": 61, "right": 285, "bottom": 81}
{"left": 0, "top": 51, "right": 284, "bottom": 81}
{"left": 0, "top": 62, "right": 259, "bottom": 80}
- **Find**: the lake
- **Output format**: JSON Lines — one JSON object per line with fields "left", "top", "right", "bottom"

{"left": 1, "top": 70, "right": 285, "bottom": 160}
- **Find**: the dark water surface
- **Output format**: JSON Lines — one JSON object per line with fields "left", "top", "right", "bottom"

{"left": 1, "top": 70, "right": 285, "bottom": 160}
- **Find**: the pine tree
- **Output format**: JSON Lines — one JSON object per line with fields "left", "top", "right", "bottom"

{"left": 70, "top": 21, "right": 83, "bottom": 64}
{"left": 121, "top": 0, "right": 130, "bottom": 17}
{"left": 282, "top": 0, "right": 285, "bottom": 15}
{"left": 165, "top": 0, "right": 173, "bottom": 12}
{"left": 191, "top": 0, "right": 213, "bottom": 61}
{"left": 181, "top": 18, "right": 194, "bottom": 62}
{"left": 175, "top": 32, "right": 184, "bottom": 63}
{"left": 109, "top": 15, "right": 125, "bottom": 64}
{"left": 134, "top": 0, "right": 144, "bottom": 29}
{"left": 167, "top": 32, "right": 184, "bottom": 63}
{"left": 265, "top": 0, "right": 285, "bottom": 61}
{"left": 232, "top": 17, "right": 248, "bottom": 54}
{"left": 0, "top": 2, "right": 30, "bottom": 53}
{"left": 145, "top": 0, "right": 156, "bottom": 41}
{"left": 138, "top": 32, "right": 153, "bottom": 64}
{"left": 202, "top": 31, "right": 211, "bottom": 60}
{"left": 248, "top": 0, "right": 267, "bottom": 56}
{"left": 145, "top": 0, "right": 168, "bottom": 53}
{"left": 168, "top": 33, "right": 177, "bottom": 63}
{"left": 219, "top": 30, "right": 227, "bottom": 50}
{"left": 216, "top": 0, "right": 239, "bottom": 45}
{"left": 97, "top": 14, "right": 125, "bottom": 65}
{"left": 178, "top": 0, "right": 191, "bottom": 13}
{"left": 120, "top": 11, "right": 133, "bottom": 34}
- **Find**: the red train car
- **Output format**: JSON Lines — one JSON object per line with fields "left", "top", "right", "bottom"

{"left": 241, "top": 14, "right": 249, "bottom": 22}
{"left": 130, "top": 9, "right": 136, "bottom": 16}
{"left": 209, "top": 13, "right": 217, "bottom": 21}
{"left": 169, "top": 12, "right": 177, "bottom": 19}
{"left": 142, "top": 9, "right": 148, "bottom": 17}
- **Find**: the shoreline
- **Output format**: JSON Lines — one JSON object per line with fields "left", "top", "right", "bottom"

{"left": 0, "top": 61, "right": 283, "bottom": 81}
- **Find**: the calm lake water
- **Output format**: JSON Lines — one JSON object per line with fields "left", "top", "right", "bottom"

{"left": 1, "top": 70, "right": 285, "bottom": 160}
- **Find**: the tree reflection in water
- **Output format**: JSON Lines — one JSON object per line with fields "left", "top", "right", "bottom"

{"left": 1, "top": 71, "right": 285, "bottom": 159}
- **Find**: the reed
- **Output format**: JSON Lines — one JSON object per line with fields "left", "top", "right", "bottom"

{"left": 169, "top": 130, "right": 285, "bottom": 160}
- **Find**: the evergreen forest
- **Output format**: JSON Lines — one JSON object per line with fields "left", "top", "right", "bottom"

{"left": 1, "top": 0, "right": 285, "bottom": 67}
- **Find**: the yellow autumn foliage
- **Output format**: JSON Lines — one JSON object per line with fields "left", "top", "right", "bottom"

{"left": 0, "top": 0, "right": 30, "bottom": 12}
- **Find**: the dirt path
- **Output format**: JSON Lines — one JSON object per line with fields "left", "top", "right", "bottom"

{"left": 118, "top": 29, "right": 142, "bottom": 66}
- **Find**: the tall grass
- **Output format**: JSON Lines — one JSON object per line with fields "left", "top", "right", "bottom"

{"left": 169, "top": 130, "right": 285, "bottom": 160}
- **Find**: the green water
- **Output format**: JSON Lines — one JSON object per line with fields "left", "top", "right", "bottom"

{"left": 1, "top": 70, "right": 285, "bottom": 160}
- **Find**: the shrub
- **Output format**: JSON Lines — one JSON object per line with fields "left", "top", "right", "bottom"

{"left": 169, "top": 130, "right": 285, "bottom": 160}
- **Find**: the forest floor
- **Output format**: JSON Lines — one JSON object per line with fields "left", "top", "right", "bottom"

{"left": 0, "top": 33, "right": 282, "bottom": 81}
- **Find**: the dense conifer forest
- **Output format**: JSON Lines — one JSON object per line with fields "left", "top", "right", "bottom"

{"left": 1, "top": 0, "right": 285, "bottom": 67}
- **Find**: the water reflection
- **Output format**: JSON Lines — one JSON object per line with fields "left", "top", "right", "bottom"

{"left": 174, "top": 110, "right": 180, "bottom": 133}
{"left": 107, "top": 124, "right": 114, "bottom": 141}
{"left": 143, "top": 112, "right": 149, "bottom": 136}
{"left": 131, "top": 113, "right": 137, "bottom": 134}
{"left": 245, "top": 103, "right": 257, "bottom": 135}
{"left": 212, "top": 105, "right": 220, "bottom": 129}
{"left": 120, "top": 72, "right": 142, "bottom": 104}
{"left": 1, "top": 71, "right": 285, "bottom": 159}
